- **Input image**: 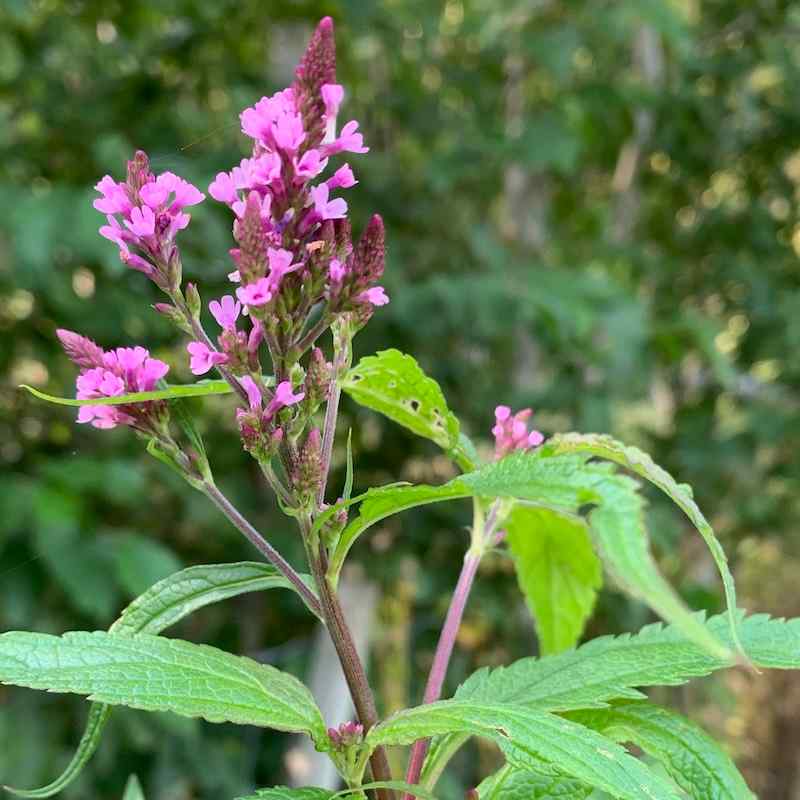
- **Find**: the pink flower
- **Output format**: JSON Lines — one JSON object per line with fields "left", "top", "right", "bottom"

{"left": 492, "top": 406, "right": 544, "bottom": 459}
{"left": 358, "top": 286, "right": 389, "bottom": 306}
{"left": 93, "top": 176, "right": 131, "bottom": 215}
{"left": 323, "top": 120, "right": 369, "bottom": 156}
{"left": 187, "top": 341, "right": 228, "bottom": 375}
{"left": 240, "top": 375, "right": 263, "bottom": 411}
{"left": 329, "top": 258, "right": 347, "bottom": 283}
{"left": 209, "top": 171, "right": 238, "bottom": 205}
{"left": 311, "top": 183, "right": 348, "bottom": 220}
{"left": 321, "top": 83, "right": 344, "bottom": 119}
{"left": 267, "top": 380, "right": 305, "bottom": 417}
{"left": 125, "top": 205, "right": 156, "bottom": 237}
{"left": 327, "top": 163, "right": 357, "bottom": 190}
{"left": 295, "top": 149, "right": 329, "bottom": 181}
{"left": 208, "top": 295, "right": 241, "bottom": 330}
{"left": 267, "top": 247, "right": 302, "bottom": 282}
{"left": 236, "top": 278, "right": 274, "bottom": 307}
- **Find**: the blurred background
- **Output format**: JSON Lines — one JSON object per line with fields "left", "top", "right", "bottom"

{"left": 2, "top": 0, "right": 800, "bottom": 796}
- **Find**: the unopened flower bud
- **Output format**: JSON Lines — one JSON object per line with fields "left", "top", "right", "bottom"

{"left": 327, "top": 720, "right": 363, "bottom": 750}
{"left": 153, "top": 302, "right": 193, "bottom": 335}
{"left": 126, "top": 150, "right": 152, "bottom": 195}
{"left": 304, "top": 347, "right": 332, "bottom": 412}
{"left": 293, "top": 428, "right": 323, "bottom": 500}
{"left": 235, "top": 192, "right": 268, "bottom": 283}
{"left": 353, "top": 214, "right": 385, "bottom": 282}
{"left": 185, "top": 283, "right": 201, "bottom": 319}
{"left": 56, "top": 328, "right": 106, "bottom": 369}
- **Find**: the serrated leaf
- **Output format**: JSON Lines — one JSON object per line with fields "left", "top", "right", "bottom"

{"left": 336, "top": 782, "right": 438, "bottom": 800}
{"left": 589, "top": 475, "right": 729, "bottom": 659}
{"left": 460, "top": 449, "right": 729, "bottom": 658}
{"left": 0, "top": 631, "right": 325, "bottom": 735}
{"left": 424, "top": 612, "right": 800, "bottom": 782}
{"left": 342, "top": 349, "right": 460, "bottom": 451}
{"left": 236, "top": 788, "right": 334, "bottom": 800}
{"left": 329, "top": 480, "right": 471, "bottom": 580}
{"left": 549, "top": 433, "right": 743, "bottom": 658}
{"left": 477, "top": 764, "right": 594, "bottom": 800}
{"left": 460, "top": 449, "right": 612, "bottom": 508}
{"left": 367, "top": 701, "right": 681, "bottom": 800}
{"left": 506, "top": 507, "right": 602, "bottom": 654}
{"left": 3, "top": 563, "right": 319, "bottom": 799}
{"left": 122, "top": 775, "right": 145, "bottom": 800}
{"left": 566, "top": 702, "right": 755, "bottom": 800}
{"left": 20, "top": 379, "right": 233, "bottom": 406}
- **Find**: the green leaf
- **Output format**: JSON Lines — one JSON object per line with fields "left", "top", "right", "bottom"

{"left": 589, "top": 474, "right": 729, "bottom": 659}
{"left": 342, "top": 349, "right": 460, "bottom": 452}
{"left": 424, "top": 612, "right": 800, "bottom": 782}
{"left": 506, "top": 506, "right": 602, "bottom": 654}
{"left": 236, "top": 789, "right": 334, "bottom": 800}
{"left": 461, "top": 448, "right": 729, "bottom": 658}
{"left": 549, "top": 433, "right": 744, "bottom": 659}
{"left": 460, "top": 449, "right": 612, "bottom": 508}
{"left": 19, "top": 379, "right": 233, "bottom": 407}
{"left": 457, "top": 611, "right": 800, "bottom": 711}
{"left": 367, "top": 701, "right": 681, "bottom": 800}
{"left": 113, "top": 562, "right": 319, "bottom": 634}
{"left": 329, "top": 480, "right": 471, "bottom": 580}
{"left": 122, "top": 775, "right": 146, "bottom": 800}
{"left": 335, "top": 782, "right": 439, "bottom": 800}
{"left": 477, "top": 764, "right": 594, "bottom": 800}
{"left": 3, "top": 563, "right": 320, "bottom": 799}
{"left": 0, "top": 631, "right": 325, "bottom": 735}
{"left": 566, "top": 702, "right": 755, "bottom": 800}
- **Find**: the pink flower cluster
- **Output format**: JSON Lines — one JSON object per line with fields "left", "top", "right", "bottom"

{"left": 207, "top": 16, "right": 388, "bottom": 325}
{"left": 236, "top": 376, "right": 305, "bottom": 458}
{"left": 327, "top": 720, "right": 364, "bottom": 748}
{"left": 57, "top": 329, "right": 169, "bottom": 430}
{"left": 94, "top": 153, "right": 204, "bottom": 286}
{"left": 492, "top": 406, "right": 545, "bottom": 459}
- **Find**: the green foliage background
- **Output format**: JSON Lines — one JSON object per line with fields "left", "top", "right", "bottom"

{"left": 1, "top": 0, "right": 799, "bottom": 796}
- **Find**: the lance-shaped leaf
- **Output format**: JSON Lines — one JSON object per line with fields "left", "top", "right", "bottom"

{"left": 422, "top": 612, "right": 800, "bottom": 782}
{"left": 3, "top": 563, "right": 320, "bottom": 798}
{"left": 566, "top": 702, "right": 755, "bottom": 800}
{"left": 329, "top": 480, "right": 471, "bottom": 580}
{"left": 0, "top": 631, "right": 325, "bottom": 736}
{"left": 477, "top": 764, "right": 594, "bottom": 800}
{"left": 20, "top": 379, "right": 234, "bottom": 406}
{"left": 549, "top": 433, "right": 744, "bottom": 658}
{"left": 236, "top": 789, "right": 335, "bottom": 800}
{"left": 460, "top": 449, "right": 729, "bottom": 658}
{"left": 505, "top": 506, "right": 602, "bottom": 654}
{"left": 367, "top": 701, "right": 681, "bottom": 800}
{"left": 342, "top": 349, "right": 469, "bottom": 462}
{"left": 122, "top": 775, "right": 146, "bottom": 800}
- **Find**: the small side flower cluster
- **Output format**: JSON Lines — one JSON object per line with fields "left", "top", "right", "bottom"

{"left": 327, "top": 721, "right": 364, "bottom": 749}
{"left": 57, "top": 329, "right": 169, "bottom": 432}
{"left": 236, "top": 376, "right": 305, "bottom": 461}
{"left": 95, "top": 152, "right": 204, "bottom": 291}
{"left": 492, "top": 405, "right": 544, "bottom": 459}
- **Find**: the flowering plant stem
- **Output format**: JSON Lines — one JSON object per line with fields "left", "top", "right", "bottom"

{"left": 200, "top": 480, "right": 322, "bottom": 618}
{"left": 403, "top": 501, "right": 498, "bottom": 792}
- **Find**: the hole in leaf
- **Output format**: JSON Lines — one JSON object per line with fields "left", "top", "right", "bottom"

{"left": 409, "top": 399, "right": 420, "bottom": 412}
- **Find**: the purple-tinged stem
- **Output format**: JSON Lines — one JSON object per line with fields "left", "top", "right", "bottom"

{"left": 403, "top": 549, "right": 482, "bottom": 791}
{"left": 201, "top": 480, "right": 322, "bottom": 618}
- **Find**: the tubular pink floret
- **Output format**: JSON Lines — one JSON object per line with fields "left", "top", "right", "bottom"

{"left": 492, "top": 405, "right": 545, "bottom": 459}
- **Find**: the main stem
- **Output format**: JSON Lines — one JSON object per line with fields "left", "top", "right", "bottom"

{"left": 201, "top": 480, "right": 322, "bottom": 618}
{"left": 403, "top": 549, "right": 482, "bottom": 791}
{"left": 307, "top": 541, "right": 395, "bottom": 798}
